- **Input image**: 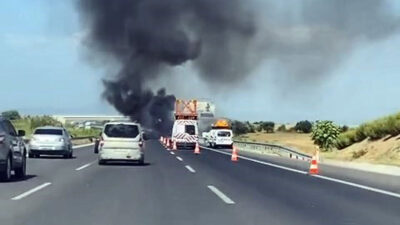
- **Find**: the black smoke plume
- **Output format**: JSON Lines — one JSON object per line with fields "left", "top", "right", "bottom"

{"left": 78, "top": 0, "right": 400, "bottom": 132}
{"left": 78, "top": 0, "right": 254, "bottom": 135}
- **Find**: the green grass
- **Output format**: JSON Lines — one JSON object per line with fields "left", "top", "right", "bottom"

{"left": 337, "top": 112, "right": 400, "bottom": 149}
{"left": 11, "top": 117, "right": 99, "bottom": 138}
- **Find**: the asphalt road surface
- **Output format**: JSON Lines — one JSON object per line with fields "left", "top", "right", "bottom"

{"left": 0, "top": 140, "right": 399, "bottom": 225}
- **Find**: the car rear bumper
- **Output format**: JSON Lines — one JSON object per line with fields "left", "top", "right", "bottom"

{"left": 176, "top": 142, "right": 196, "bottom": 149}
{"left": 29, "top": 150, "right": 70, "bottom": 155}
{"left": 99, "top": 149, "right": 143, "bottom": 161}
{"left": 29, "top": 144, "right": 68, "bottom": 151}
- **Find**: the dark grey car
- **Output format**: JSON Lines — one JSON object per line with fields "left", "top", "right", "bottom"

{"left": 0, "top": 117, "right": 26, "bottom": 181}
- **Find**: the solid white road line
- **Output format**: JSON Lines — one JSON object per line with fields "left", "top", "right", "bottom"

{"left": 207, "top": 185, "right": 235, "bottom": 204}
{"left": 203, "top": 147, "right": 307, "bottom": 175}
{"left": 73, "top": 143, "right": 95, "bottom": 149}
{"left": 176, "top": 156, "right": 183, "bottom": 161}
{"left": 313, "top": 174, "right": 400, "bottom": 199}
{"left": 170, "top": 151, "right": 175, "bottom": 155}
{"left": 76, "top": 161, "right": 95, "bottom": 171}
{"left": 185, "top": 165, "right": 196, "bottom": 173}
{"left": 11, "top": 182, "right": 52, "bottom": 200}
{"left": 202, "top": 146, "right": 400, "bottom": 199}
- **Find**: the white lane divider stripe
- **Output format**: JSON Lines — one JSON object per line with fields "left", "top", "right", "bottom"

{"left": 76, "top": 161, "right": 95, "bottom": 171}
{"left": 170, "top": 152, "right": 175, "bottom": 155}
{"left": 176, "top": 156, "right": 183, "bottom": 161}
{"left": 207, "top": 185, "right": 235, "bottom": 204}
{"left": 313, "top": 175, "right": 400, "bottom": 199}
{"left": 11, "top": 182, "right": 52, "bottom": 200}
{"left": 203, "top": 147, "right": 307, "bottom": 175}
{"left": 185, "top": 165, "right": 196, "bottom": 173}
{"left": 204, "top": 146, "right": 400, "bottom": 199}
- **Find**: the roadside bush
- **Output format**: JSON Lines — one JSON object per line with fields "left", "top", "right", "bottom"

{"left": 341, "top": 125, "right": 349, "bottom": 133}
{"left": 30, "top": 116, "right": 61, "bottom": 130}
{"left": 246, "top": 121, "right": 255, "bottom": 133}
{"left": 336, "top": 129, "right": 357, "bottom": 149}
{"left": 311, "top": 121, "right": 341, "bottom": 152}
{"left": 277, "top": 124, "right": 286, "bottom": 132}
{"left": 67, "top": 128, "right": 100, "bottom": 138}
{"left": 231, "top": 120, "right": 249, "bottom": 135}
{"left": 1, "top": 110, "right": 21, "bottom": 120}
{"left": 261, "top": 121, "right": 275, "bottom": 133}
{"left": 335, "top": 112, "right": 400, "bottom": 149}
{"left": 295, "top": 120, "right": 312, "bottom": 133}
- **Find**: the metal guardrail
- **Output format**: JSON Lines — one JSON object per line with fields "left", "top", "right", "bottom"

{"left": 233, "top": 140, "right": 311, "bottom": 159}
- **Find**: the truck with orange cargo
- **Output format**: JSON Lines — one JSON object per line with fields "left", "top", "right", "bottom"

{"left": 202, "top": 119, "right": 233, "bottom": 148}
{"left": 171, "top": 99, "right": 199, "bottom": 150}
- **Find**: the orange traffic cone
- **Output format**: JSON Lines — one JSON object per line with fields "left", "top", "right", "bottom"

{"left": 172, "top": 140, "right": 177, "bottom": 150}
{"left": 231, "top": 146, "right": 238, "bottom": 162}
{"left": 194, "top": 142, "right": 200, "bottom": 154}
{"left": 309, "top": 154, "right": 319, "bottom": 175}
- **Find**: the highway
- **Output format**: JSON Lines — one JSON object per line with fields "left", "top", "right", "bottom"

{"left": 0, "top": 140, "right": 399, "bottom": 225}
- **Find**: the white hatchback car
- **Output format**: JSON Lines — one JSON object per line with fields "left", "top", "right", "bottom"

{"left": 98, "top": 122, "right": 145, "bottom": 165}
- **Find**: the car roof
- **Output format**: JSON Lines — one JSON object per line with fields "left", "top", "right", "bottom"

{"left": 34, "top": 126, "right": 64, "bottom": 130}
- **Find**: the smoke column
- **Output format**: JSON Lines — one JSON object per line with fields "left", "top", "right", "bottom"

{"left": 77, "top": 0, "right": 400, "bottom": 133}
{"left": 77, "top": 0, "right": 254, "bottom": 135}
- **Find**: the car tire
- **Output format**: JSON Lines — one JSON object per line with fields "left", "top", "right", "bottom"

{"left": 69, "top": 150, "right": 73, "bottom": 158}
{"left": 15, "top": 154, "right": 26, "bottom": 179}
{"left": 138, "top": 158, "right": 145, "bottom": 165}
{"left": 0, "top": 156, "right": 12, "bottom": 182}
{"left": 98, "top": 160, "right": 105, "bottom": 165}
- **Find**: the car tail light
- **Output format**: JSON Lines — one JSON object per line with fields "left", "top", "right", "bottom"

{"left": 139, "top": 141, "right": 144, "bottom": 148}
{"left": 99, "top": 141, "right": 104, "bottom": 148}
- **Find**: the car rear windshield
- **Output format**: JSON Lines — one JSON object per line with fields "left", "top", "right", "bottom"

{"left": 185, "top": 125, "right": 196, "bottom": 135}
{"left": 34, "top": 129, "right": 63, "bottom": 135}
{"left": 104, "top": 124, "right": 139, "bottom": 138}
{"left": 218, "top": 131, "right": 231, "bottom": 137}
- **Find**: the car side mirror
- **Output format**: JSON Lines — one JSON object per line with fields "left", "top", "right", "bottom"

{"left": 18, "top": 130, "right": 25, "bottom": 137}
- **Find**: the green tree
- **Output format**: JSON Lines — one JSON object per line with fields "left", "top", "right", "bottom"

{"left": 277, "top": 124, "right": 286, "bottom": 132}
{"left": 1, "top": 110, "right": 21, "bottom": 120}
{"left": 311, "top": 121, "right": 341, "bottom": 151}
{"left": 30, "top": 116, "right": 61, "bottom": 130}
{"left": 231, "top": 120, "right": 249, "bottom": 135}
{"left": 295, "top": 120, "right": 313, "bottom": 133}
{"left": 246, "top": 121, "right": 255, "bottom": 133}
{"left": 261, "top": 121, "right": 275, "bottom": 133}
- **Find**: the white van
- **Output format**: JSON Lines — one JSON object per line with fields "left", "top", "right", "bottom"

{"left": 98, "top": 122, "right": 144, "bottom": 165}
{"left": 206, "top": 129, "right": 233, "bottom": 148}
{"left": 171, "top": 120, "right": 198, "bottom": 150}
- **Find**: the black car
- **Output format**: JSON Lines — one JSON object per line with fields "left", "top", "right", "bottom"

{"left": 0, "top": 117, "right": 26, "bottom": 181}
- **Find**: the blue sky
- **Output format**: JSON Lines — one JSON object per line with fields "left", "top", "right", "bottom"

{"left": 1, "top": 0, "right": 400, "bottom": 125}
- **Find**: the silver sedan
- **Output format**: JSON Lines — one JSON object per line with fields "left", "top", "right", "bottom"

{"left": 28, "top": 126, "right": 73, "bottom": 158}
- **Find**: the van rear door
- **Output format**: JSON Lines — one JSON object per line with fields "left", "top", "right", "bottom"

{"left": 102, "top": 124, "right": 141, "bottom": 150}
